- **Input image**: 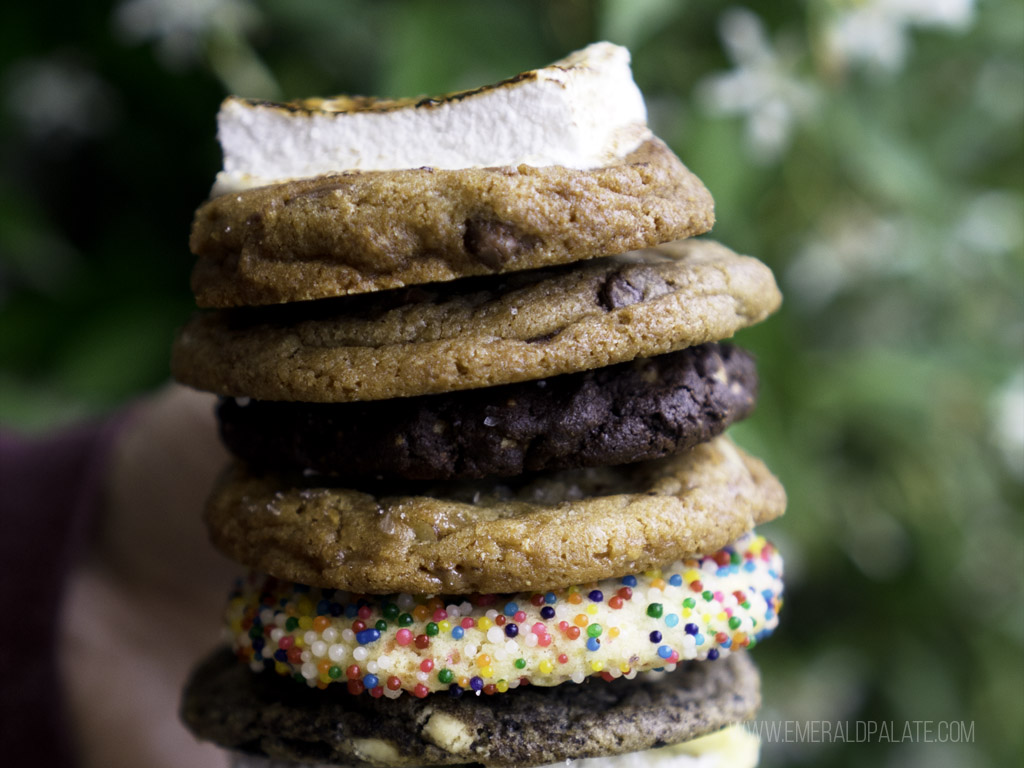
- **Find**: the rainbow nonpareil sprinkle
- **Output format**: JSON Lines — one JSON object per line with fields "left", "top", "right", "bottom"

{"left": 226, "top": 531, "right": 783, "bottom": 698}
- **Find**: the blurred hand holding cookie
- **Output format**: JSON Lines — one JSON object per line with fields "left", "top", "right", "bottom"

{"left": 59, "top": 385, "right": 239, "bottom": 768}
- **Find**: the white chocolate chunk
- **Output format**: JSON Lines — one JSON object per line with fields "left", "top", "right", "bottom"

{"left": 422, "top": 711, "right": 476, "bottom": 754}
{"left": 348, "top": 738, "right": 410, "bottom": 765}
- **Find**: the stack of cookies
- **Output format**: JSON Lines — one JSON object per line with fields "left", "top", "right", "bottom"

{"left": 173, "top": 44, "right": 786, "bottom": 768}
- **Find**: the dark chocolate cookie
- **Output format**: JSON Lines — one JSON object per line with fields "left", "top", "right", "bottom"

{"left": 217, "top": 343, "right": 757, "bottom": 481}
{"left": 182, "top": 648, "right": 760, "bottom": 767}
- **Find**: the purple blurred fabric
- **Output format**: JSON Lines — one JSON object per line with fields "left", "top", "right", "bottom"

{"left": 0, "top": 414, "right": 128, "bottom": 768}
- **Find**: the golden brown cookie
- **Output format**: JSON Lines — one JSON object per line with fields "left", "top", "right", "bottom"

{"left": 189, "top": 138, "right": 715, "bottom": 307}
{"left": 203, "top": 435, "right": 786, "bottom": 594}
{"left": 172, "top": 239, "right": 782, "bottom": 403}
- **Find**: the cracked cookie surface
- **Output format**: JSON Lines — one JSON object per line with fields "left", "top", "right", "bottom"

{"left": 182, "top": 647, "right": 760, "bottom": 767}
{"left": 172, "top": 239, "right": 781, "bottom": 403}
{"left": 217, "top": 343, "right": 758, "bottom": 480}
{"left": 189, "top": 138, "right": 715, "bottom": 307}
{"left": 203, "top": 435, "right": 786, "bottom": 594}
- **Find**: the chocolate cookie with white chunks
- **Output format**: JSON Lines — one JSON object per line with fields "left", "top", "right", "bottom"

{"left": 182, "top": 647, "right": 761, "bottom": 768}
{"left": 218, "top": 342, "right": 758, "bottom": 481}
{"left": 172, "top": 239, "right": 781, "bottom": 404}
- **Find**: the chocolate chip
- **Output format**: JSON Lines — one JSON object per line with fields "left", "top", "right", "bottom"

{"left": 463, "top": 218, "right": 537, "bottom": 269}
{"left": 525, "top": 331, "right": 559, "bottom": 344}
{"left": 598, "top": 266, "right": 672, "bottom": 310}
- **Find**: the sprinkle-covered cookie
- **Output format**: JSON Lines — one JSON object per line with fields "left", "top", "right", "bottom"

{"left": 172, "top": 240, "right": 781, "bottom": 403}
{"left": 225, "top": 531, "right": 782, "bottom": 697}
{"left": 189, "top": 138, "right": 714, "bottom": 307}
{"left": 204, "top": 435, "right": 786, "bottom": 595}
{"left": 182, "top": 647, "right": 760, "bottom": 767}
{"left": 216, "top": 343, "right": 758, "bottom": 480}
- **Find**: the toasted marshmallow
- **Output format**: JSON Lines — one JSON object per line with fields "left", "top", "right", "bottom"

{"left": 213, "top": 42, "right": 652, "bottom": 194}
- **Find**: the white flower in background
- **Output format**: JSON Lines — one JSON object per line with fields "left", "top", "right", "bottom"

{"left": 991, "top": 368, "right": 1024, "bottom": 481}
{"left": 824, "top": 0, "right": 976, "bottom": 72}
{"left": 4, "top": 56, "right": 118, "bottom": 140}
{"left": 114, "top": 0, "right": 278, "bottom": 97}
{"left": 954, "top": 190, "right": 1024, "bottom": 259}
{"left": 696, "top": 7, "right": 817, "bottom": 164}
{"left": 784, "top": 207, "right": 909, "bottom": 310}
{"left": 114, "top": 0, "right": 259, "bottom": 68}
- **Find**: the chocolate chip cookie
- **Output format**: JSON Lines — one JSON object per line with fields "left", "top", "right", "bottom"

{"left": 172, "top": 240, "right": 781, "bottom": 403}
{"left": 190, "top": 139, "right": 715, "bottom": 307}
{"left": 203, "top": 436, "right": 786, "bottom": 594}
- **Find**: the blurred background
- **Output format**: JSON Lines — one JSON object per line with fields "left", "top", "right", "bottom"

{"left": 1, "top": 1, "right": 1021, "bottom": 766}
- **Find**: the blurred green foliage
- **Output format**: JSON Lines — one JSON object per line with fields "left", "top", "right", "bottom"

{"left": 1, "top": 1, "right": 1021, "bottom": 766}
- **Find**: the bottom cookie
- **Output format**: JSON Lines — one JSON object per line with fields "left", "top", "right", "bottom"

{"left": 225, "top": 723, "right": 760, "bottom": 768}
{"left": 182, "top": 647, "right": 760, "bottom": 768}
